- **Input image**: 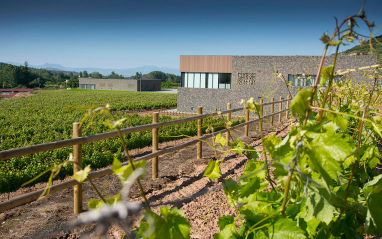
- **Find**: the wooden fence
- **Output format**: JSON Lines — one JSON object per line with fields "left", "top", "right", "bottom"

{"left": 0, "top": 97, "right": 292, "bottom": 213}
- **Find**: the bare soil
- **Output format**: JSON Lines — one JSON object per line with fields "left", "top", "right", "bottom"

{"left": 0, "top": 116, "right": 295, "bottom": 239}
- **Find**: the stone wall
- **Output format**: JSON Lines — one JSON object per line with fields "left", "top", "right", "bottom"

{"left": 177, "top": 55, "right": 377, "bottom": 114}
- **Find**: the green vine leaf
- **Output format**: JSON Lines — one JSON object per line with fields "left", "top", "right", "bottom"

{"left": 223, "top": 178, "right": 240, "bottom": 201}
{"left": 290, "top": 89, "right": 312, "bottom": 116}
{"left": 306, "top": 187, "right": 335, "bottom": 225}
{"left": 239, "top": 175, "right": 260, "bottom": 198}
{"left": 88, "top": 199, "right": 102, "bottom": 209}
{"left": 215, "top": 133, "right": 227, "bottom": 148}
{"left": 320, "top": 65, "right": 334, "bottom": 87}
{"left": 217, "top": 215, "right": 234, "bottom": 230}
{"left": 230, "top": 139, "right": 245, "bottom": 154}
{"left": 242, "top": 160, "right": 266, "bottom": 182}
{"left": 138, "top": 207, "right": 191, "bottom": 239}
{"left": 204, "top": 160, "right": 222, "bottom": 181}
{"left": 111, "top": 158, "right": 147, "bottom": 184}
{"left": 325, "top": 112, "right": 348, "bottom": 131}
{"left": 214, "top": 223, "right": 245, "bottom": 239}
{"left": 103, "top": 118, "right": 127, "bottom": 129}
{"left": 365, "top": 185, "right": 382, "bottom": 235}
{"left": 320, "top": 32, "right": 331, "bottom": 44}
{"left": 244, "top": 145, "right": 259, "bottom": 160}
{"left": 269, "top": 218, "right": 307, "bottom": 239}
{"left": 72, "top": 165, "right": 91, "bottom": 183}
{"left": 306, "top": 129, "right": 353, "bottom": 182}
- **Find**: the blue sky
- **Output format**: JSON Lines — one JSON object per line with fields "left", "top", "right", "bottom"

{"left": 1, "top": 0, "right": 381, "bottom": 70}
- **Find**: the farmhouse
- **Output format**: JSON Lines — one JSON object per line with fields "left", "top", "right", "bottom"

{"left": 177, "top": 55, "right": 377, "bottom": 113}
{"left": 0, "top": 88, "right": 35, "bottom": 99}
{"left": 78, "top": 78, "right": 161, "bottom": 91}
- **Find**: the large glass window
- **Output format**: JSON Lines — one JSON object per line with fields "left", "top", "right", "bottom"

{"left": 201, "top": 73, "right": 206, "bottom": 88}
{"left": 188, "top": 73, "right": 194, "bottom": 88}
{"left": 207, "top": 73, "right": 213, "bottom": 88}
{"left": 212, "top": 73, "right": 218, "bottom": 89}
{"left": 288, "top": 74, "right": 315, "bottom": 87}
{"left": 288, "top": 74, "right": 342, "bottom": 87}
{"left": 194, "top": 73, "right": 201, "bottom": 88}
{"left": 181, "top": 72, "right": 231, "bottom": 89}
{"left": 219, "top": 73, "right": 231, "bottom": 89}
{"left": 79, "top": 84, "right": 96, "bottom": 89}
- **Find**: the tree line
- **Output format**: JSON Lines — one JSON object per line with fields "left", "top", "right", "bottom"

{"left": 0, "top": 62, "right": 79, "bottom": 89}
{"left": 80, "top": 70, "right": 180, "bottom": 83}
{"left": 0, "top": 62, "right": 181, "bottom": 89}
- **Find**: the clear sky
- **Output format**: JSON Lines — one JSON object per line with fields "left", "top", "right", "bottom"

{"left": 1, "top": 0, "right": 381, "bottom": 69}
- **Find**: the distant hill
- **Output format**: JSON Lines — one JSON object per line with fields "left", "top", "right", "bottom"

{"left": 338, "top": 35, "right": 382, "bottom": 63}
{"left": 2, "top": 62, "right": 180, "bottom": 77}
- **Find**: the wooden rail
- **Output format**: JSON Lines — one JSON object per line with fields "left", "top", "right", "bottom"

{"left": 0, "top": 98, "right": 291, "bottom": 213}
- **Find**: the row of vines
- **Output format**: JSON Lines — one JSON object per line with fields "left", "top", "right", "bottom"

{"left": 0, "top": 90, "right": 244, "bottom": 194}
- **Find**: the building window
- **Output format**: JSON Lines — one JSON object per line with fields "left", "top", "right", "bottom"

{"left": 181, "top": 72, "right": 231, "bottom": 89}
{"left": 79, "top": 84, "right": 96, "bottom": 89}
{"left": 288, "top": 74, "right": 315, "bottom": 87}
{"left": 287, "top": 74, "right": 343, "bottom": 87}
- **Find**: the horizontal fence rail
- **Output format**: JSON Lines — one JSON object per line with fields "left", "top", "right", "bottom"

{"left": 0, "top": 97, "right": 291, "bottom": 213}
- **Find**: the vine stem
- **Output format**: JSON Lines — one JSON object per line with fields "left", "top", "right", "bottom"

{"left": 331, "top": 78, "right": 377, "bottom": 233}
{"left": 210, "top": 128, "right": 244, "bottom": 226}
{"left": 303, "top": 14, "right": 360, "bottom": 127}
{"left": 116, "top": 127, "right": 150, "bottom": 208}
{"left": 255, "top": 103, "right": 276, "bottom": 191}
{"left": 221, "top": 177, "right": 244, "bottom": 226}
{"left": 317, "top": 44, "right": 340, "bottom": 121}
{"left": 109, "top": 112, "right": 151, "bottom": 209}
{"left": 71, "top": 161, "right": 107, "bottom": 203}
{"left": 245, "top": 210, "right": 281, "bottom": 238}
{"left": 280, "top": 141, "right": 303, "bottom": 217}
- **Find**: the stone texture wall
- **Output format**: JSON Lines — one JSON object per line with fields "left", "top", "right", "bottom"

{"left": 79, "top": 78, "right": 161, "bottom": 91}
{"left": 177, "top": 55, "right": 377, "bottom": 114}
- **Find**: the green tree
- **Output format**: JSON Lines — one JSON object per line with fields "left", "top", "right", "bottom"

{"left": 143, "top": 71, "right": 167, "bottom": 81}
{"left": 135, "top": 72, "right": 142, "bottom": 80}
{"left": 83, "top": 70, "right": 89, "bottom": 78}
{"left": 89, "top": 72, "right": 102, "bottom": 78}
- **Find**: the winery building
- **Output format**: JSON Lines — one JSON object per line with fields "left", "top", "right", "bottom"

{"left": 78, "top": 78, "right": 161, "bottom": 91}
{"left": 177, "top": 55, "right": 377, "bottom": 113}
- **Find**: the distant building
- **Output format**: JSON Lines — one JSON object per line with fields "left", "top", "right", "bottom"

{"left": 78, "top": 78, "right": 161, "bottom": 91}
{"left": 178, "top": 55, "right": 377, "bottom": 113}
{"left": 0, "top": 88, "right": 35, "bottom": 99}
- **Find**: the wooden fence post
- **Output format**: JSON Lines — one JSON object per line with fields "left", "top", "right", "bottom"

{"left": 152, "top": 112, "right": 159, "bottom": 179}
{"left": 245, "top": 107, "right": 249, "bottom": 137}
{"left": 270, "top": 97, "right": 274, "bottom": 126}
{"left": 286, "top": 96, "right": 290, "bottom": 119}
{"left": 226, "top": 103, "right": 231, "bottom": 145}
{"left": 197, "top": 107, "right": 203, "bottom": 159}
{"left": 73, "top": 122, "right": 82, "bottom": 215}
{"left": 279, "top": 96, "right": 282, "bottom": 123}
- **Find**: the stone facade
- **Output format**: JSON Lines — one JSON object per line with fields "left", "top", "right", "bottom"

{"left": 177, "top": 55, "right": 377, "bottom": 114}
{"left": 78, "top": 78, "right": 161, "bottom": 91}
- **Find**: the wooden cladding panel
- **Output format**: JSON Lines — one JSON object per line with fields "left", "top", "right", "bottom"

{"left": 180, "top": 56, "right": 232, "bottom": 73}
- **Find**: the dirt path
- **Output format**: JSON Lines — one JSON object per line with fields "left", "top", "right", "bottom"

{"left": 0, "top": 117, "right": 295, "bottom": 239}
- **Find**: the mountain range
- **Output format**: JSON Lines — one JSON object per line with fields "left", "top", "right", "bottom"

{"left": 3, "top": 62, "right": 180, "bottom": 76}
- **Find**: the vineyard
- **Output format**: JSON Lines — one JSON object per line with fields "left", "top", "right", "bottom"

{"left": 2, "top": 7, "right": 382, "bottom": 239}
{"left": 0, "top": 90, "right": 244, "bottom": 194}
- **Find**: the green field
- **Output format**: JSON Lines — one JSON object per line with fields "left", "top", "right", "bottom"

{"left": 0, "top": 90, "right": 239, "bottom": 193}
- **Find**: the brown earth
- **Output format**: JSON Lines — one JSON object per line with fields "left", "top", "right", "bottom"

{"left": 0, "top": 115, "right": 295, "bottom": 239}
